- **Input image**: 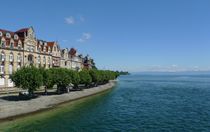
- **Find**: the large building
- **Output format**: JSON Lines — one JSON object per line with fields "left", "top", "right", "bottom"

{"left": 0, "top": 27, "right": 93, "bottom": 88}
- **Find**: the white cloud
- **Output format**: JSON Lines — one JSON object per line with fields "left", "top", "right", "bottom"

{"left": 77, "top": 32, "right": 91, "bottom": 42}
{"left": 65, "top": 15, "right": 85, "bottom": 25}
{"left": 65, "top": 16, "right": 75, "bottom": 24}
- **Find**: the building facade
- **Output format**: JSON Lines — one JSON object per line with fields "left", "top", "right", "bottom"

{"left": 0, "top": 27, "right": 93, "bottom": 88}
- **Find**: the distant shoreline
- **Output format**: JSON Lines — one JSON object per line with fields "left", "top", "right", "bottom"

{"left": 0, "top": 80, "right": 117, "bottom": 122}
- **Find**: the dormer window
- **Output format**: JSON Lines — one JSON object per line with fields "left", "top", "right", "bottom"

{"left": 10, "top": 43, "right": 14, "bottom": 49}
{"left": 18, "top": 43, "right": 21, "bottom": 49}
{"left": 0, "top": 32, "right": 2, "bottom": 37}
{"left": 14, "top": 34, "right": 18, "bottom": 40}
{"left": 1, "top": 41, "right": 5, "bottom": 48}
{"left": 6, "top": 33, "right": 11, "bottom": 38}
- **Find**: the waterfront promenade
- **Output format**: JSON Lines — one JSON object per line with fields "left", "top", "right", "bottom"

{"left": 0, "top": 80, "right": 117, "bottom": 120}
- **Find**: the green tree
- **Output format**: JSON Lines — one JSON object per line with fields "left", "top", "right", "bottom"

{"left": 53, "top": 68, "right": 72, "bottom": 94}
{"left": 70, "top": 70, "right": 80, "bottom": 90}
{"left": 40, "top": 68, "right": 55, "bottom": 95}
{"left": 89, "top": 69, "right": 100, "bottom": 86}
{"left": 79, "top": 69, "right": 92, "bottom": 88}
{"left": 11, "top": 66, "right": 43, "bottom": 96}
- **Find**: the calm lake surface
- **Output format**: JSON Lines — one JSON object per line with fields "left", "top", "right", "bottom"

{"left": 1, "top": 74, "right": 210, "bottom": 131}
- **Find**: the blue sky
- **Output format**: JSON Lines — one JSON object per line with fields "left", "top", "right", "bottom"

{"left": 1, "top": 0, "right": 210, "bottom": 72}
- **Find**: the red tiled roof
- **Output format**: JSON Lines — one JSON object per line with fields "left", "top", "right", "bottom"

{"left": 0, "top": 29, "right": 15, "bottom": 35}
{"left": 47, "top": 42, "right": 55, "bottom": 47}
{"left": 69, "top": 48, "right": 77, "bottom": 56}
{"left": 15, "top": 28, "right": 29, "bottom": 33}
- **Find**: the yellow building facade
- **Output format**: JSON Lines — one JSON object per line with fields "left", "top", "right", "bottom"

{"left": 0, "top": 27, "right": 93, "bottom": 88}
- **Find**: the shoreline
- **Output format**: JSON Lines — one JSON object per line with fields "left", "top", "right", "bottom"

{"left": 0, "top": 80, "right": 117, "bottom": 122}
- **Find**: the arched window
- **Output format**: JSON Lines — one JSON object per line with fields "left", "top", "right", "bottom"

{"left": 43, "top": 56, "right": 46, "bottom": 64}
{"left": 17, "top": 64, "right": 21, "bottom": 69}
{"left": 28, "top": 54, "right": 33, "bottom": 64}
{"left": 10, "top": 42, "right": 14, "bottom": 49}
{"left": 1, "top": 41, "right": 5, "bottom": 48}
{"left": 0, "top": 64, "right": 4, "bottom": 74}
{"left": 9, "top": 52, "right": 13, "bottom": 62}
{"left": 9, "top": 64, "right": 13, "bottom": 74}
{"left": 17, "top": 53, "right": 21, "bottom": 62}
{"left": 37, "top": 56, "right": 41, "bottom": 64}
{"left": 0, "top": 51, "right": 5, "bottom": 61}
{"left": 48, "top": 57, "right": 50, "bottom": 64}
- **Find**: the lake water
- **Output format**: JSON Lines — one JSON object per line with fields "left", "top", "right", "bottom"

{"left": 1, "top": 74, "right": 210, "bottom": 131}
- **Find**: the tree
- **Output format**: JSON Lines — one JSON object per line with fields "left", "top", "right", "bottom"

{"left": 70, "top": 70, "right": 80, "bottom": 90}
{"left": 11, "top": 66, "right": 43, "bottom": 96}
{"left": 89, "top": 69, "right": 100, "bottom": 86}
{"left": 53, "top": 68, "right": 72, "bottom": 94}
{"left": 79, "top": 69, "right": 92, "bottom": 88}
{"left": 40, "top": 68, "right": 55, "bottom": 95}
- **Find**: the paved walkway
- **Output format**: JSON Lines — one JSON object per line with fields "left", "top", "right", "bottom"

{"left": 0, "top": 80, "right": 117, "bottom": 120}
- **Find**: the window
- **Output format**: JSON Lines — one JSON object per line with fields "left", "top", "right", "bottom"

{"left": 17, "top": 54, "right": 21, "bottom": 62}
{"left": 10, "top": 43, "right": 14, "bottom": 49}
{"left": 0, "top": 52, "right": 5, "bottom": 61}
{"left": 48, "top": 57, "right": 50, "bottom": 64}
{"left": 37, "top": 47, "right": 40, "bottom": 52}
{"left": 6, "top": 33, "right": 11, "bottom": 38}
{"left": 18, "top": 43, "right": 21, "bottom": 49}
{"left": 9, "top": 64, "right": 13, "bottom": 74}
{"left": 0, "top": 65, "right": 4, "bottom": 74}
{"left": 43, "top": 56, "right": 46, "bottom": 64}
{"left": 14, "top": 34, "right": 18, "bottom": 40}
{"left": 65, "top": 61, "right": 67, "bottom": 66}
{"left": 1, "top": 41, "right": 5, "bottom": 48}
{"left": 31, "top": 46, "right": 34, "bottom": 52}
{"left": 17, "top": 64, "right": 21, "bottom": 69}
{"left": 9, "top": 53, "right": 13, "bottom": 62}
{"left": 27, "top": 46, "right": 30, "bottom": 51}
{"left": 37, "top": 56, "right": 41, "bottom": 64}
{"left": 0, "top": 32, "right": 2, "bottom": 37}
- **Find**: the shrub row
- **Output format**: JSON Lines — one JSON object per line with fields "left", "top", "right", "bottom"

{"left": 11, "top": 66, "right": 119, "bottom": 95}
